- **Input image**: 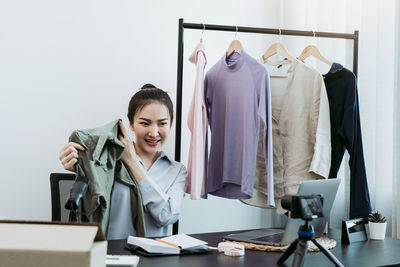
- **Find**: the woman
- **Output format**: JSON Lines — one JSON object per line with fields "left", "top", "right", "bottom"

{"left": 59, "top": 84, "right": 187, "bottom": 239}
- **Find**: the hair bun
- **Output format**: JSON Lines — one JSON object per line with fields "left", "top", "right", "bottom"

{"left": 141, "top": 83, "right": 157, "bottom": 89}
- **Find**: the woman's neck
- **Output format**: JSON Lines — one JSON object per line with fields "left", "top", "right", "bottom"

{"left": 134, "top": 143, "right": 159, "bottom": 171}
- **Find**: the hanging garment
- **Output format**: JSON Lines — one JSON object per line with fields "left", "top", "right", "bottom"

{"left": 204, "top": 50, "right": 274, "bottom": 202}
{"left": 323, "top": 62, "right": 372, "bottom": 220}
{"left": 242, "top": 59, "right": 331, "bottom": 212}
{"left": 185, "top": 42, "right": 207, "bottom": 200}
{"left": 69, "top": 119, "right": 146, "bottom": 237}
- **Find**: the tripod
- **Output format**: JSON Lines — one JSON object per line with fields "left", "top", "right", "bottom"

{"left": 277, "top": 220, "right": 344, "bottom": 267}
{"left": 66, "top": 205, "right": 89, "bottom": 222}
{"left": 68, "top": 209, "right": 80, "bottom": 222}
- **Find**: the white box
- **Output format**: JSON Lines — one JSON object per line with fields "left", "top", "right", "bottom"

{"left": 0, "top": 220, "right": 107, "bottom": 267}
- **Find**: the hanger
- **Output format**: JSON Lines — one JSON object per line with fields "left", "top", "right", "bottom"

{"left": 200, "top": 23, "right": 205, "bottom": 43}
{"left": 226, "top": 26, "right": 243, "bottom": 58}
{"left": 262, "top": 29, "right": 295, "bottom": 62}
{"left": 298, "top": 31, "right": 332, "bottom": 66}
{"left": 261, "top": 29, "right": 294, "bottom": 78}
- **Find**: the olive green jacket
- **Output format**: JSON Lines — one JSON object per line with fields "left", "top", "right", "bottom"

{"left": 69, "top": 119, "right": 146, "bottom": 237}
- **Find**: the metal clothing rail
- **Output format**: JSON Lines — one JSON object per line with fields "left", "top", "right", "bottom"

{"left": 173, "top": 18, "right": 359, "bottom": 234}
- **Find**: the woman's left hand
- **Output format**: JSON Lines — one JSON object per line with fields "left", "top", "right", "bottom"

{"left": 118, "top": 120, "right": 138, "bottom": 165}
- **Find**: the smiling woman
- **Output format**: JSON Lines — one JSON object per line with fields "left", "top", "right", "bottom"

{"left": 59, "top": 84, "right": 187, "bottom": 239}
{"left": 130, "top": 103, "right": 170, "bottom": 153}
{"left": 119, "top": 85, "right": 174, "bottom": 176}
{"left": 125, "top": 86, "right": 174, "bottom": 170}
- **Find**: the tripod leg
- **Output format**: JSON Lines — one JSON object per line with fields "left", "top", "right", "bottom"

{"left": 277, "top": 239, "right": 298, "bottom": 265}
{"left": 292, "top": 239, "right": 308, "bottom": 267}
{"left": 69, "top": 210, "right": 77, "bottom": 222}
{"left": 311, "top": 239, "right": 344, "bottom": 267}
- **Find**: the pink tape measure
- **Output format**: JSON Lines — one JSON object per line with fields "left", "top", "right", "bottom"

{"left": 218, "top": 242, "right": 245, "bottom": 257}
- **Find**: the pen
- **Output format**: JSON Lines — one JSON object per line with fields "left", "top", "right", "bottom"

{"left": 106, "top": 257, "right": 120, "bottom": 260}
{"left": 155, "top": 238, "right": 180, "bottom": 249}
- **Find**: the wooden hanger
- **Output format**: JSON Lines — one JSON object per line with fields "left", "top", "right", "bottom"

{"left": 298, "top": 45, "right": 332, "bottom": 66}
{"left": 261, "top": 41, "right": 294, "bottom": 78}
{"left": 226, "top": 26, "right": 243, "bottom": 58}
{"left": 226, "top": 40, "right": 243, "bottom": 57}
{"left": 262, "top": 42, "right": 295, "bottom": 62}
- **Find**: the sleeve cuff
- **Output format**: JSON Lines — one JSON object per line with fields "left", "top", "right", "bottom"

{"left": 309, "top": 143, "right": 331, "bottom": 178}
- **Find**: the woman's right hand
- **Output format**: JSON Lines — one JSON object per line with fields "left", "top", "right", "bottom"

{"left": 59, "top": 142, "right": 85, "bottom": 172}
{"left": 118, "top": 120, "right": 138, "bottom": 166}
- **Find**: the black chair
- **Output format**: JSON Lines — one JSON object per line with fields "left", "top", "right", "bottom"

{"left": 50, "top": 173, "right": 76, "bottom": 221}
{"left": 50, "top": 172, "right": 179, "bottom": 234}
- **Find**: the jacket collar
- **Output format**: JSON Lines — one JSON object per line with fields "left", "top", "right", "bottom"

{"left": 324, "top": 62, "right": 344, "bottom": 77}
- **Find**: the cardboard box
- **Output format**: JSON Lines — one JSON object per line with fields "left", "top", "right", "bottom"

{"left": 0, "top": 220, "right": 107, "bottom": 267}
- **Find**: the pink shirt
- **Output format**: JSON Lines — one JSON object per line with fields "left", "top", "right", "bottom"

{"left": 185, "top": 42, "right": 207, "bottom": 199}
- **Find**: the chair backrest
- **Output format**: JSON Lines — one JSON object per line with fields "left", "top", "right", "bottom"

{"left": 50, "top": 173, "right": 76, "bottom": 221}
{"left": 50, "top": 172, "right": 180, "bottom": 234}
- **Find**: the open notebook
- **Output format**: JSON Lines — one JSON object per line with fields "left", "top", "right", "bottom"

{"left": 127, "top": 234, "right": 208, "bottom": 255}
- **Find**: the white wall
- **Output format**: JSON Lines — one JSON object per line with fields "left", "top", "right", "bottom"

{"left": 0, "top": 0, "right": 285, "bottom": 233}
{"left": 392, "top": 0, "right": 400, "bottom": 238}
{"left": 0, "top": 0, "right": 397, "bottom": 234}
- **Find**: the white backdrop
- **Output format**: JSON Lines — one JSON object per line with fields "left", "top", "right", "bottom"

{"left": 0, "top": 0, "right": 397, "bottom": 235}
{"left": 392, "top": 0, "right": 400, "bottom": 239}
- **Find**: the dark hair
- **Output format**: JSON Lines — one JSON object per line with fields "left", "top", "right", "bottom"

{"left": 127, "top": 84, "right": 174, "bottom": 125}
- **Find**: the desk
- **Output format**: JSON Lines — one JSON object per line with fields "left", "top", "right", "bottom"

{"left": 108, "top": 229, "right": 400, "bottom": 267}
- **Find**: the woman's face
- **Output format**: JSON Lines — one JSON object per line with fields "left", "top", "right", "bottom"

{"left": 130, "top": 102, "right": 172, "bottom": 156}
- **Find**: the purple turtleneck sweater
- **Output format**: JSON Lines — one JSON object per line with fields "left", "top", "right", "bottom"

{"left": 204, "top": 50, "right": 274, "bottom": 203}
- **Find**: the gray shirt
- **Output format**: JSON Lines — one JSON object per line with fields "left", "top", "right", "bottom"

{"left": 204, "top": 50, "right": 273, "bottom": 201}
{"left": 107, "top": 151, "right": 187, "bottom": 239}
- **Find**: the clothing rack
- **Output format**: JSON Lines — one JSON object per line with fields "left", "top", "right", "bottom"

{"left": 172, "top": 18, "right": 359, "bottom": 234}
